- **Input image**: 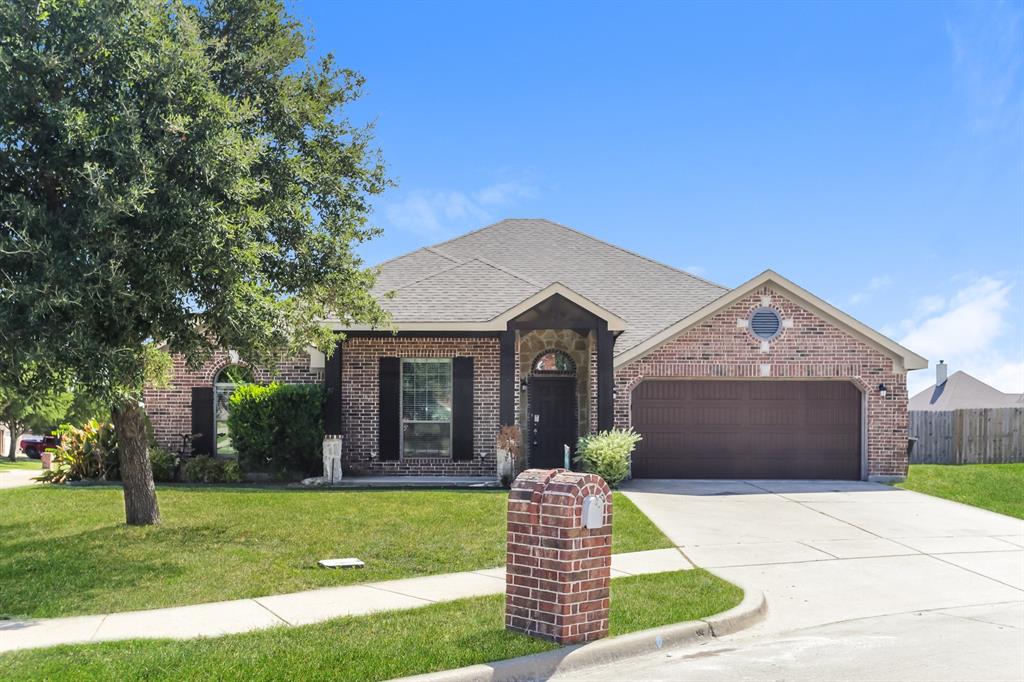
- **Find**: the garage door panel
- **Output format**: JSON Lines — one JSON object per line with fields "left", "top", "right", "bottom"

{"left": 748, "top": 405, "right": 801, "bottom": 426}
{"left": 748, "top": 381, "right": 802, "bottom": 400}
{"left": 631, "top": 380, "right": 861, "bottom": 480}
{"left": 806, "top": 405, "right": 859, "bottom": 427}
{"left": 686, "top": 381, "right": 746, "bottom": 401}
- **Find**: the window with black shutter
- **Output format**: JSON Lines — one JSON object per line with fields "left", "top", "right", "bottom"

{"left": 378, "top": 357, "right": 401, "bottom": 460}
{"left": 451, "top": 357, "right": 474, "bottom": 460}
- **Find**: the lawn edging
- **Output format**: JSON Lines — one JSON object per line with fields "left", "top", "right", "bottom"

{"left": 396, "top": 579, "right": 767, "bottom": 682}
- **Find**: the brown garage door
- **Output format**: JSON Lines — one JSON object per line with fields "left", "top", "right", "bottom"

{"left": 631, "top": 380, "right": 861, "bottom": 480}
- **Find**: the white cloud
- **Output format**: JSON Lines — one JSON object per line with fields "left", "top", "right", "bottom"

{"left": 899, "top": 277, "right": 1024, "bottom": 395}
{"left": 382, "top": 181, "right": 538, "bottom": 236}
{"left": 473, "top": 181, "right": 537, "bottom": 206}
{"left": 849, "top": 275, "right": 893, "bottom": 305}
{"left": 684, "top": 265, "right": 708, "bottom": 277}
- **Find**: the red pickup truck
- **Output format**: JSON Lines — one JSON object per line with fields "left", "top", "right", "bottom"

{"left": 19, "top": 435, "right": 59, "bottom": 459}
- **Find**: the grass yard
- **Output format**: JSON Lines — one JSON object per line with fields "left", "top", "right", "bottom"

{"left": 0, "top": 485, "right": 670, "bottom": 618}
{"left": 0, "top": 458, "right": 43, "bottom": 472}
{"left": 0, "top": 569, "right": 740, "bottom": 682}
{"left": 898, "top": 463, "right": 1024, "bottom": 519}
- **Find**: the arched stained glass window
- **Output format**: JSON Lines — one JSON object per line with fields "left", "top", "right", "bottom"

{"left": 532, "top": 350, "right": 576, "bottom": 374}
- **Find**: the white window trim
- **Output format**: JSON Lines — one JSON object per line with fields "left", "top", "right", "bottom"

{"left": 399, "top": 358, "right": 453, "bottom": 459}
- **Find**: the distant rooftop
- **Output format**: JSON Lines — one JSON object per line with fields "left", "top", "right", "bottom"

{"left": 909, "top": 370, "right": 1024, "bottom": 411}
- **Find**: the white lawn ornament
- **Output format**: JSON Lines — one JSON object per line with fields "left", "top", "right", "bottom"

{"left": 322, "top": 435, "right": 344, "bottom": 483}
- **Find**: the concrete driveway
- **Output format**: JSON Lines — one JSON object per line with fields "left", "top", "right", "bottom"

{"left": 557, "top": 479, "right": 1024, "bottom": 681}
{"left": 0, "top": 468, "right": 41, "bottom": 489}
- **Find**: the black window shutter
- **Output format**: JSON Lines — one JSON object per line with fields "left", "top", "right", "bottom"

{"left": 191, "top": 387, "right": 214, "bottom": 456}
{"left": 378, "top": 357, "right": 401, "bottom": 461}
{"left": 452, "top": 357, "right": 474, "bottom": 461}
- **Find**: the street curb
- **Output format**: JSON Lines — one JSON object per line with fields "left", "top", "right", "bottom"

{"left": 394, "top": 583, "right": 766, "bottom": 682}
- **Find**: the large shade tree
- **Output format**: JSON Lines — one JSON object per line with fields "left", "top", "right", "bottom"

{"left": 0, "top": 0, "right": 390, "bottom": 523}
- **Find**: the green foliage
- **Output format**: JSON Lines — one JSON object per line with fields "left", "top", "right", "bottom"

{"left": 0, "top": 0, "right": 390, "bottom": 521}
{"left": 228, "top": 383, "right": 325, "bottom": 476}
{"left": 149, "top": 447, "right": 177, "bottom": 483}
{"left": 38, "top": 421, "right": 118, "bottom": 484}
{"left": 183, "top": 456, "right": 241, "bottom": 484}
{"left": 0, "top": 360, "right": 73, "bottom": 459}
{"left": 574, "top": 428, "right": 643, "bottom": 487}
{"left": 0, "top": 0, "right": 391, "bottom": 408}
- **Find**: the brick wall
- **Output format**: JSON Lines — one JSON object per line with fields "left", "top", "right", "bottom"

{"left": 340, "top": 336, "right": 501, "bottom": 476}
{"left": 614, "top": 285, "right": 910, "bottom": 478}
{"left": 143, "top": 351, "right": 320, "bottom": 453}
{"left": 506, "top": 468, "right": 612, "bottom": 644}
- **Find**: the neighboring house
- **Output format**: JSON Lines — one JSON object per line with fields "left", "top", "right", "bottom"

{"left": 145, "top": 219, "right": 927, "bottom": 481}
{"left": 909, "top": 361, "right": 1024, "bottom": 411}
{"left": 908, "top": 362, "right": 1024, "bottom": 464}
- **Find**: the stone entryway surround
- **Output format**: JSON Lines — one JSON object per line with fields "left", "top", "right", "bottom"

{"left": 518, "top": 329, "right": 597, "bottom": 440}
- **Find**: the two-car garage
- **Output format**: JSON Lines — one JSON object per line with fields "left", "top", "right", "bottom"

{"left": 630, "top": 380, "right": 863, "bottom": 480}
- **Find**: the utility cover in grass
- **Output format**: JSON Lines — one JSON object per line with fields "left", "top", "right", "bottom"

{"left": 319, "top": 558, "right": 365, "bottom": 569}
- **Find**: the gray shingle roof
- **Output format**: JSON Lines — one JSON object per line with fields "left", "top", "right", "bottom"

{"left": 909, "top": 371, "right": 1024, "bottom": 411}
{"left": 385, "top": 258, "right": 541, "bottom": 321}
{"left": 372, "top": 218, "right": 728, "bottom": 356}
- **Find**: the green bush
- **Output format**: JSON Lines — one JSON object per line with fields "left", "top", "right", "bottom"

{"left": 228, "top": 383, "right": 325, "bottom": 476}
{"left": 573, "top": 428, "right": 642, "bottom": 487}
{"left": 149, "top": 447, "right": 177, "bottom": 482}
{"left": 183, "top": 456, "right": 241, "bottom": 484}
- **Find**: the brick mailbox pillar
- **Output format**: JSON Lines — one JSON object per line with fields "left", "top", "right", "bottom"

{"left": 505, "top": 468, "right": 613, "bottom": 645}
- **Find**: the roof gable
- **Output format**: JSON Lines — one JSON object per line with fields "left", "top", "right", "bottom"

{"left": 370, "top": 219, "right": 724, "bottom": 353}
{"left": 614, "top": 269, "right": 928, "bottom": 371}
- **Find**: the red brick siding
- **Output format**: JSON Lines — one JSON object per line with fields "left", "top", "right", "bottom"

{"left": 506, "top": 469, "right": 612, "bottom": 644}
{"left": 339, "top": 336, "right": 500, "bottom": 476}
{"left": 143, "top": 351, "right": 320, "bottom": 453}
{"left": 614, "top": 285, "right": 909, "bottom": 478}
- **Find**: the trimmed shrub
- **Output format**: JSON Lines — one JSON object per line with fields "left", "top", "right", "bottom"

{"left": 183, "top": 456, "right": 241, "bottom": 484}
{"left": 149, "top": 447, "right": 177, "bottom": 482}
{"left": 228, "top": 383, "right": 325, "bottom": 476}
{"left": 573, "top": 428, "right": 642, "bottom": 488}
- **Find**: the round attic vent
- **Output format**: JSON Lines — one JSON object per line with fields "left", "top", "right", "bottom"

{"left": 749, "top": 307, "right": 782, "bottom": 340}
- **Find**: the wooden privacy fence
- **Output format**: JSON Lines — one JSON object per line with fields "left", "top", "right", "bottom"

{"left": 909, "top": 408, "right": 1024, "bottom": 464}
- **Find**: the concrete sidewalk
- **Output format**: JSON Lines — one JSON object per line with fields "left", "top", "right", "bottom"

{"left": 0, "top": 547, "right": 690, "bottom": 653}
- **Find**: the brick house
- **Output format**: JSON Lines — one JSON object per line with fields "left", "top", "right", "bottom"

{"left": 145, "top": 219, "right": 927, "bottom": 481}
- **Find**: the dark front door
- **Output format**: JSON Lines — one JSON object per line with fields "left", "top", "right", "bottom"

{"left": 529, "top": 377, "right": 577, "bottom": 469}
{"left": 631, "top": 380, "right": 862, "bottom": 480}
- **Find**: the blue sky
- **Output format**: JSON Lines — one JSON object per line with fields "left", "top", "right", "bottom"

{"left": 297, "top": 0, "right": 1023, "bottom": 395}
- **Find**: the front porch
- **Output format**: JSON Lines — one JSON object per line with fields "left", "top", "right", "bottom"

{"left": 323, "top": 285, "right": 623, "bottom": 476}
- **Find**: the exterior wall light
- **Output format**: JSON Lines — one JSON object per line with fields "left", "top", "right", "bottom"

{"left": 878, "top": 383, "right": 888, "bottom": 399}
{"left": 520, "top": 377, "right": 528, "bottom": 390}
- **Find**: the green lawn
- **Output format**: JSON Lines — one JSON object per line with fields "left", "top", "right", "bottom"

{"left": 0, "top": 457, "right": 43, "bottom": 472}
{"left": 0, "top": 569, "right": 740, "bottom": 682}
{"left": 898, "top": 463, "right": 1024, "bottom": 519}
{"left": 0, "top": 485, "right": 670, "bottom": 618}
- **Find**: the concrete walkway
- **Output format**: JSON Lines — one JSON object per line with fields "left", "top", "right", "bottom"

{"left": 0, "top": 468, "right": 41, "bottom": 489}
{"left": 554, "top": 479, "right": 1024, "bottom": 682}
{"left": 0, "top": 547, "right": 690, "bottom": 653}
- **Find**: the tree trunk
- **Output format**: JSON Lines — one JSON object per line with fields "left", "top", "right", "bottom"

{"left": 111, "top": 402, "right": 160, "bottom": 526}
{"left": 6, "top": 423, "right": 18, "bottom": 461}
